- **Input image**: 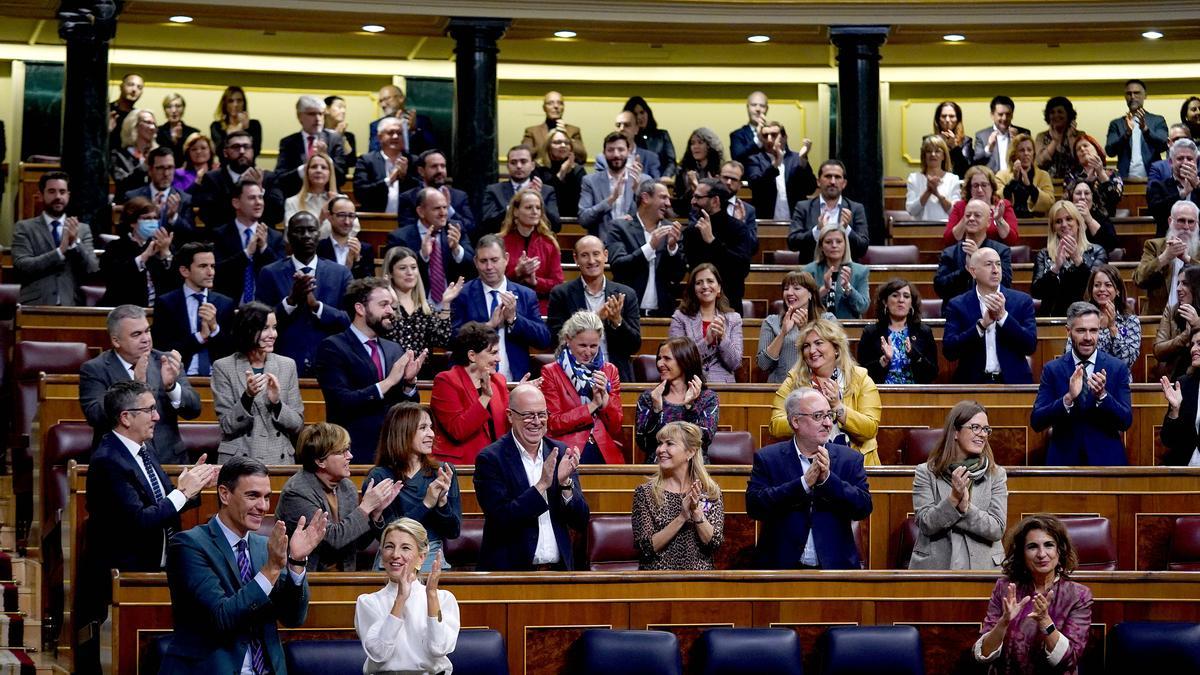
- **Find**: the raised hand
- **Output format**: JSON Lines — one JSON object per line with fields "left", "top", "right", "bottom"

{"left": 177, "top": 454, "right": 219, "bottom": 498}
{"left": 1087, "top": 367, "right": 1108, "bottom": 398}
{"left": 245, "top": 369, "right": 267, "bottom": 397}
{"left": 961, "top": 237, "right": 979, "bottom": 256}
{"left": 265, "top": 372, "right": 281, "bottom": 404}
{"left": 650, "top": 379, "right": 667, "bottom": 412}
{"left": 1027, "top": 588, "right": 1055, "bottom": 624}
{"left": 556, "top": 446, "right": 581, "bottom": 483}
{"left": 950, "top": 465, "right": 971, "bottom": 511}
{"left": 838, "top": 265, "right": 852, "bottom": 292}
{"left": 1161, "top": 376, "right": 1183, "bottom": 411}
{"left": 684, "top": 375, "right": 703, "bottom": 406}
{"left": 441, "top": 276, "right": 465, "bottom": 306}
{"left": 133, "top": 353, "right": 150, "bottom": 383}
{"left": 879, "top": 336, "right": 894, "bottom": 367}
{"left": 1067, "top": 362, "right": 1085, "bottom": 403}
{"left": 160, "top": 350, "right": 182, "bottom": 389}
{"left": 447, "top": 223, "right": 462, "bottom": 253}
{"left": 695, "top": 210, "right": 714, "bottom": 244}
{"left": 707, "top": 313, "right": 725, "bottom": 345}
{"left": 291, "top": 510, "right": 330, "bottom": 561}
{"left": 536, "top": 448, "right": 559, "bottom": 492}
{"left": 999, "top": 583, "right": 1031, "bottom": 626}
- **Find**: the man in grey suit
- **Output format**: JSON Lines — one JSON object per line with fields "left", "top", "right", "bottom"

{"left": 80, "top": 304, "right": 203, "bottom": 464}
{"left": 480, "top": 144, "right": 560, "bottom": 235}
{"left": 578, "top": 132, "right": 641, "bottom": 235}
{"left": 1105, "top": 78, "right": 1170, "bottom": 180}
{"left": 11, "top": 171, "right": 99, "bottom": 306}
{"left": 786, "top": 159, "right": 870, "bottom": 262}
{"left": 603, "top": 179, "right": 685, "bottom": 318}
{"left": 971, "top": 95, "right": 1031, "bottom": 173}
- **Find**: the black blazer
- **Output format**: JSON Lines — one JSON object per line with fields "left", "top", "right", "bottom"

{"left": 122, "top": 185, "right": 197, "bottom": 239}
{"left": 156, "top": 122, "right": 200, "bottom": 165}
{"left": 274, "top": 129, "right": 350, "bottom": 197}
{"left": 191, "top": 167, "right": 286, "bottom": 227}
{"left": 635, "top": 128, "right": 678, "bottom": 178}
{"left": 98, "top": 236, "right": 181, "bottom": 307}
{"left": 933, "top": 239, "right": 1013, "bottom": 300}
{"left": 397, "top": 185, "right": 476, "bottom": 237}
{"left": 316, "top": 236, "right": 376, "bottom": 280}
{"left": 604, "top": 217, "right": 687, "bottom": 318}
{"left": 857, "top": 321, "right": 939, "bottom": 384}
{"left": 480, "top": 182, "right": 561, "bottom": 236}
{"left": 386, "top": 224, "right": 477, "bottom": 292}
{"left": 546, "top": 278, "right": 642, "bottom": 383}
{"left": 352, "top": 150, "right": 418, "bottom": 212}
{"left": 729, "top": 124, "right": 758, "bottom": 165}
{"left": 152, "top": 286, "right": 236, "bottom": 372}
{"left": 535, "top": 163, "right": 586, "bottom": 218}
{"left": 1161, "top": 373, "right": 1200, "bottom": 466}
{"left": 682, "top": 209, "right": 755, "bottom": 314}
{"left": 209, "top": 221, "right": 287, "bottom": 302}
{"left": 745, "top": 150, "right": 817, "bottom": 220}
{"left": 209, "top": 119, "right": 263, "bottom": 156}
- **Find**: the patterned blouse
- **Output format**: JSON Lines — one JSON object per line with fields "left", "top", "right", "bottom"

{"left": 1034, "top": 130, "right": 1083, "bottom": 180}
{"left": 384, "top": 304, "right": 452, "bottom": 355}
{"left": 1065, "top": 169, "right": 1124, "bottom": 218}
{"left": 631, "top": 482, "right": 724, "bottom": 571}
{"left": 635, "top": 388, "right": 719, "bottom": 463}
{"left": 885, "top": 326, "right": 914, "bottom": 384}
{"left": 976, "top": 577, "right": 1093, "bottom": 674}
{"left": 1064, "top": 311, "right": 1141, "bottom": 370}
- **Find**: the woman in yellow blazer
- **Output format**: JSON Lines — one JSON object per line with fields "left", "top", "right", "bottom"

{"left": 768, "top": 318, "right": 882, "bottom": 466}
{"left": 996, "top": 133, "right": 1055, "bottom": 218}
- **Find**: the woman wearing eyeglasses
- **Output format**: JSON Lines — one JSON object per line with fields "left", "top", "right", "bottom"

{"left": 429, "top": 322, "right": 510, "bottom": 465}
{"left": 910, "top": 401, "right": 1008, "bottom": 570}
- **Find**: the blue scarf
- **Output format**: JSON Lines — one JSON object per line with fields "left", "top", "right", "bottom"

{"left": 558, "top": 349, "right": 606, "bottom": 401}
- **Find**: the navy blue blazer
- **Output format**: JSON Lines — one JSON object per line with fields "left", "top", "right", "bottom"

{"left": 1147, "top": 176, "right": 1200, "bottom": 237}
{"left": 368, "top": 113, "right": 436, "bottom": 154}
{"left": 351, "top": 150, "right": 418, "bottom": 213}
{"left": 385, "top": 224, "right": 476, "bottom": 294}
{"left": 122, "top": 185, "right": 197, "bottom": 238}
{"left": 161, "top": 516, "right": 308, "bottom": 674}
{"left": 474, "top": 434, "right": 589, "bottom": 570}
{"left": 316, "top": 236, "right": 376, "bottom": 280}
{"left": 450, "top": 279, "right": 551, "bottom": 380}
{"left": 152, "top": 287, "right": 236, "bottom": 375}
{"left": 942, "top": 286, "right": 1037, "bottom": 384}
{"left": 744, "top": 150, "right": 817, "bottom": 220}
{"left": 729, "top": 124, "right": 758, "bottom": 165}
{"left": 209, "top": 222, "right": 287, "bottom": 302}
{"left": 274, "top": 129, "right": 349, "bottom": 197}
{"left": 933, "top": 239, "right": 1013, "bottom": 299}
{"left": 746, "top": 440, "right": 873, "bottom": 570}
{"left": 1031, "top": 351, "right": 1132, "bottom": 466}
{"left": 191, "top": 167, "right": 286, "bottom": 227}
{"left": 316, "top": 328, "right": 419, "bottom": 460}
{"left": 397, "top": 185, "right": 476, "bottom": 237}
{"left": 254, "top": 259, "right": 352, "bottom": 376}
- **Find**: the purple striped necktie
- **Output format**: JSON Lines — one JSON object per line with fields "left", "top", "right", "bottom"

{"left": 235, "top": 539, "right": 269, "bottom": 674}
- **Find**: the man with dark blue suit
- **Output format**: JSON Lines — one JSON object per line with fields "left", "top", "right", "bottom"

{"left": 719, "top": 160, "right": 759, "bottom": 250}
{"left": 684, "top": 178, "right": 755, "bottom": 314}
{"left": 747, "top": 387, "right": 872, "bottom": 570}
{"left": 274, "top": 95, "right": 349, "bottom": 197}
{"left": 353, "top": 117, "right": 418, "bottom": 213}
{"left": 161, "top": 456, "right": 327, "bottom": 674}
{"left": 209, "top": 180, "right": 287, "bottom": 303}
{"left": 387, "top": 187, "right": 475, "bottom": 306}
{"left": 451, "top": 235, "right": 551, "bottom": 381}
{"left": 122, "top": 146, "right": 197, "bottom": 241}
{"left": 396, "top": 150, "right": 476, "bottom": 236}
{"left": 480, "top": 144, "right": 561, "bottom": 235}
{"left": 1031, "top": 302, "right": 1132, "bottom": 465}
{"left": 78, "top": 380, "right": 218, "bottom": 674}
{"left": 153, "top": 242, "right": 236, "bottom": 377}
{"left": 1147, "top": 139, "right": 1200, "bottom": 237}
{"left": 934, "top": 199, "right": 1014, "bottom": 299}
{"left": 745, "top": 122, "right": 816, "bottom": 222}
{"left": 368, "top": 84, "right": 436, "bottom": 155}
{"left": 475, "top": 384, "right": 588, "bottom": 571}
{"left": 191, "top": 130, "right": 285, "bottom": 227}
{"left": 1148, "top": 123, "right": 1193, "bottom": 185}
{"left": 943, "top": 247, "right": 1038, "bottom": 384}
{"left": 316, "top": 278, "right": 423, "bottom": 460}
{"left": 729, "top": 91, "right": 769, "bottom": 166}
{"left": 255, "top": 212, "right": 352, "bottom": 375}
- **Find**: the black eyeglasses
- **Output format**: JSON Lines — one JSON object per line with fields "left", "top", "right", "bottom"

{"left": 961, "top": 424, "right": 993, "bottom": 437}
{"left": 509, "top": 408, "right": 549, "bottom": 423}
{"left": 331, "top": 211, "right": 358, "bottom": 220}
{"left": 124, "top": 405, "right": 157, "bottom": 416}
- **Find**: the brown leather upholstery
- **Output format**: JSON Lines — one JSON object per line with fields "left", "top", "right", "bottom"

{"left": 850, "top": 519, "right": 868, "bottom": 570}
{"left": 765, "top": 250, "right": 800, "bottom": 265}
{"left": 860, "top": 245, "right": 920, "bottom": 265}
{"left": 1009, "top": 245, "right": 1031, "bottom": 263}
{"left": 920, "top": 298, "right": 942, "bottom": 319}
{"left": 179, "top": 423, "right": 223, "bottom": 463}
{"left": 886, "top": 209, "right": 913, "bottom": 223}
{"left": 632, "top": 354, "right": 659, "bottom": 383}
{"left": 0, "top": 284, "right": 19, "bottom": 317}
{"left": 43, "top": 422, "right": 95, "bottom": 533}
{"left": 901, "top": 428, "right": 942, "bottom": 465}
{"left": 894, "top": 515, "right": 919, "bottom": 569}
{"left": 707, "top": 431, "right": 754, "bottom": 465}
{"left": 81, "top": 285, "right": 106, "bottom": 307}
{"left": 587, "top": 514, "right": 638, "bottom": 571}
{"left": 1169, "top": 516, "right": 1200, "bottom": 571}
{"left": 1060, "top": 516, "right": 1117, "bottom": 571}
{"left": 444, "top": 515, "right": 484, "bottom": 571}
{"left": 741, "top": 299, "right": 761, "bottom": 319}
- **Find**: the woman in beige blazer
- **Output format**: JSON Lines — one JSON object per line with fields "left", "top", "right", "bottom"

{"left": 211, "top": 302, "right": 304, "bottom": 464}
{"left": 910, "top": 400, "right": 1008, "bottom": 570}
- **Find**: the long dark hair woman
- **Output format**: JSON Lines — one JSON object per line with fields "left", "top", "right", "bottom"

{"left": 933, "top": 100, "right": 973, "bottom": 177}
{"left": 857, "top": 278, "right": 939, "bottom": 384}
{"left": 674, "top": 127, "right": 724, "bottom": 211}
{"left": 634, "top": 337, "right": 719, "bottom": 462}
{"left": 624, "top": 96, "right": 677, "bottom": 178}
{"left": 1153, "top": 264, "right": 1200, "bottom": 380}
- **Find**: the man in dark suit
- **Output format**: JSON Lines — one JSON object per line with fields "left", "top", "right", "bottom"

{"left": 317, "top": 195, "right": 376, "bottom": 279}
{"left": 604, "top": 179, "right": 686, "bottom": 318}
{"left": 745, "top": 122, "right": 816, "bottom": 221}
{"left": 747, "top": 387, "right": 872, "bottom": 569}
{"left": 971, "top": 95, "right": 1031, "bottom": 173}
{"left": 480, "top": 144, "right": 561, "bottom": 235}
{"left": 1105, "top": 79, "right": 1170, "bottom": 180}
{"left": 80, "top": 305, "right": 203, "bottom": 463}
{"left": 475, "top": 384, "right": 589, "bottom": 571}
{"left": 451, "top": 235, "right": 551, "bottom": 381}
{"left": 153, "top": 242, "right": 236, "bottom": 376}
{"left": 1031, "top": 302, "right": 1132, "bottom": 466}
{"left": 684, "top": 178, "right": 756, "bottom": 314}
{"left": 11, "top": 170, "right": 100, "bottom": 306}
{"left": 255, "top": 212, "right": 352, "bottom": 375}
{"left": 396, "top": 149, "right": 476, "bottom": 237}
{"left": 1148, "top": 123, "right": 1192, "bottom": 185}
{"left": 77, "top": 380, "right": 219, "bottom": 673}
{"left": 730, "top": 90, "right": 769, "bottom": 166}
{"left": 274, "top": 95, "right": 349, "bottom": 197}
{"left": 323, "top": 95, "right": 358, "bottom": 166}
{"left": 1147, "top": 138, "right": 1200, "bottom": 237}
{"left": 122, "top": 146, "right": 197, "bottom": 241}
{"left": 210, "top": 179, "right": 287, "bottom": 303}
{"left": 719, "top": 159, "right": 759, "bottom": 247}
{"left": 353, "top": 116, "right": 418, "bottom": 213}
{"left": 943, "top": 247, "right": 1038, "bottom": 384}
{"left": 368, "top": 84, "right": 436, "bottom": 155}
{"left": 1134, "top": 200, "right": 1200, "bottom": 316}
{"left": 786, "top": 160, "right": 870, "bottom": 262}
{"left": 191, "top": 129, "right": 285, "bottom": 227}
{"left": 386, "top": 187, "right": 475, "bottom": 307}
{"left": 547, "top": 235, "right": 642, "bottom": 382}
{"left": 934, "top": 200, "right": 1014, "bottom": 299}
{"left": 161, "top": 456, "right": 327, "bottom": 674}
{"left": 317, "top": 277, "right": 423, "bottom": 460}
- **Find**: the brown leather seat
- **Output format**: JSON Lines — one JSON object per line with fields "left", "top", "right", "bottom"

{"left": 766, "top": 250, "right": 800, "bottom": 265}
{"left": 920, "top": 298, "right": 942, "bottom": 319}
{"left": 81, "top": 285, "right": 106, "bottom": 307}
{"left": 850, "top": 519, "right": 868, "bottom": 569}
{"left": 40, "top": 421, "right": 95, "bottom": 643}
{"left": 886, "top": 209, "right": 914, "bottom": 223}
{"left": 587, "top": 514, "right": 638, "bottom": 571}
{"left": 860, "top": 245, "right": 920, "bottom": 265}
{"left": 1009, "top": 245, "right": 1031, "bottom": 263}
{"left": 741, "top": 299, "right": 761, "bottom": 319}
{"left": 1168, "top": 516, "right": 1200, "bottom": 571}
{"left": 894, "top": 515, "right": 919, "bottom": 569}
{"left": 632, "top": 354, "right": 659, "bottom": 383}
{"left": 901, "top": 428, "right": 942, "bottom": 465}
{"left": 444, "top": 515, "right": 484, "bottom": 571}
{"left": 707, "top": 431, "right": 754, "bottom": 465}
{"left": 1059, "top": 515, "right": 1117, "bottom": 571}
{"left": 179, "top": 423, "right": 223, "bottom": 463}
{"left": 1109, "top": 247, "right": 1126, "bottom": 262}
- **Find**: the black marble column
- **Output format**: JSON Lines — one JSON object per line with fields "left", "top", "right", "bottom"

{"left": 830, "top": 26, "right": 888, "bottom": 246}
{"left": 446, "top": 17, "right": 510, "bottom": 228}
{"left": 58, "top": 0, "right": 122, "bottom": 234}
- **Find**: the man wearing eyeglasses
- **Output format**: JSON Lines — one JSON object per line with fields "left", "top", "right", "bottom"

{"left": 744, "top": 122, "right": 815, "bottom": 222}
{"left": 683, "top": 178, "right": 755, "bottom": 314}
{"left": 317, "top": 195, "right": 375, "bottom": 279}
{"left": 1031, "top": 302, "right": 1132, "bottom": 465}
{"left": 474, "top": 384, "right": 590, "bottom": 571}
{"left": 192, "top": 128, "right": 285, "bottom": 227}
{"left": 747, "top": 387, "right": 872, "bottom": 570}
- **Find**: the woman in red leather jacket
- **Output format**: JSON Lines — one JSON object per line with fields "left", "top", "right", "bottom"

{"left": 430, "top": 321, "right": 509, "bottom": 465}
{"left": 539, "top": 310, "right": 625, "bottom": 464}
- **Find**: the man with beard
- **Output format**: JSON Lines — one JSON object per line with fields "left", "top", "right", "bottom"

{"left": 192, "top": 129, "right": 285, "bottom": 226}
{"left": 12, "top": 171, "right": 100, "bottom": 306}
{"left": 317, "top": 277, "right": 424, "bottom": 460}
{"left": 683, "top": 178, "right": 755, "bottom": 314}
{"left": 1147, "top": 138, "right": 1200, "bottom": 237}
{"left": 595, "top": 111, "right": 662, "bottom": 180}
{"left": 1136, "top": 199, "right": 1200, "bottom": 315}
{"left": 209, "top": 180, "right": 287, "bottom": 303}
{"left": 480, "top": 144, "right": 561, "bottom": 235}
{"left": 787, "top": 159, "right": 870, "bottom": 262}
{"left": 1031, "top": 302, "right": 1132, "bottom": 465}
{"left": 605, "top": 179, "right": 685, "bottom": 318}
{"left": 255, "top": 212, "right": 352, "bottom": 376}
{"left": 579, "top": 132, "right": 642, "bottom": 235}
{"left": 396, "top": 149, "right": 476, "bottom": 236}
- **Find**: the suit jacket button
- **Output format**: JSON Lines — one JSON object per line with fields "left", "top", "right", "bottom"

{"left": 277, "top": 432, "right": 282, "bottom": 437}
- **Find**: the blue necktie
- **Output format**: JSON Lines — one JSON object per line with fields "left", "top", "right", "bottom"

{"left": 242, "top": 228, "right": 255, "bottom": 304}
{"left": 51, "top": 220, "right": 62, "bottom": 247}
{"left": 192, "top": 292, "right": 212, "bottom": 375}
{"left": 235, "top": 540, "right": 269, "bottom": 674}
{"left": 138, "top": 446, "right": 174, "bottom": 539}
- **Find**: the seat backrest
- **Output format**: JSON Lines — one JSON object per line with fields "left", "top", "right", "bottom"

{"left": 530, "top": 353, "right": 555, "bottom": 378}
{"left": 741, "top": 299, "right": 761, "bottom": 319}
{"left": 81, "top": 285, "right": 106, "bottom": 307}
{"left": 767, "top": 250, "right": 800, "bottom": 265}
{"left": 886, "top": 209, "right": 913, "bottom": 224}
{"left": 444, "top": 515, "right": 484, "bottom": 570}
{"left": 1107, "top": 621, "right": 1200, "bottom": 671}
{"left": 1169, "top": 516, "right": 1200, "bottom": 571}
{"left": 919, "top": 298, "right": 941, "bottom": 319}
{"left": 575, "top": 629, "right": 681, "bottom": 675}
{"left": 861, "top": 245, "right": 920, "bottom": 265}
{"left": 1059, "top": 516, "right": 1117, "bottom": 571}
{"left": 449, "top": 629, "right": 510, "bottom": 675}
{"left": 902, "top": 429, "right": 942, "bottom": 465}
{"left": 43, "top": 422, "right": 95, "bottom": 529}
{"left": 587, "top": 514, "right": 638, "bottom": 571}
{"left": 632, "top": 354, "right": 659, "bottom": 383}
{"left": 179, "top": 423, "right": 223, "bottom": 463}
{"left": 13, "top": 340, "right": 91, "bottom": 434}
{"left": 707, "top": 431, "right": 755, "bottom": 465}
{"left": 1109, "top": 247, "right": 1126, "bottom": 262}
{"left": 819, "top": 625, "right": 924, "bottom": 675}
{"left": 895, "top": 515, "right": 919, "bottom": 570}
{"left": 284, "top": 639, "right": 367, "bottom": 675}
{"left": 694, "top": 627, "right": 803, "bottom": 675}
{"left": 850, "top": 520, "right": 868, "bottom": 569}
{"left": 1009, "top": 245, "right": 1030, "bottom": 263}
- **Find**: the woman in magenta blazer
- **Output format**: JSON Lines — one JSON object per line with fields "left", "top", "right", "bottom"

{"left": 540, "top": 310, "right": 625, "bottom": 464}
{"left": 430, "top": 322, "right": 510, "bottom": 465}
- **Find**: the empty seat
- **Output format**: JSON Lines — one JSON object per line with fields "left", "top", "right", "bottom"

{"left": 1168, "top": 516, "right": 1200, "bottom": 571}
{"left": 707, "top": 431, "right": 755, "bottom": 465}
{"left": 1107, "top": 621, "right": 1200, "bottom": 671}
{"left": 1009, "top": 245, "right": 1030, "bottom": 263}
{"left": 861, "top": 245, "right": 920, "bottom": 265}
{"left": 575, "top": 629, "right": 681, "bottom": 675}
{"left": 918, "top": 298, "right": 941, "bottom": 318}
{"left": 741, "top": 299, "right": 761, "bottom": 319}
{"left": 819, "top": 625, "right": 924, "bottom": 675}
{"left": 767, "top": 250, "right": 800, "bottom": 265}
{"left": 450, "top": 628, "right": 510, "bottom": 675}
{"left": 633, "top": 354, "right": 659, "bottom": 383}
{"left": 587, "top": 515, "right": 638, "bottom": 571}
{"left": 444, "top": 515, "right": 484, "bottom": 570}
{"left": 894, "top": 515, "right": 919, "bottom": 570}
{"left": 1109, "top": 247, "right": 1125, "bottom": 262}
{"left": 284, "top": 639, "right": 367, "bottom": 674}
{"left": 179, "top": 423, "right": 222, "bottom": 463}
{"left": 1059, "top": 516, "right": 1117, "bottom": 571}
{"left": 901, "top": 428, "right": 942, "bottom": 465}
{"left": 693, "top": 627, "right": 803, "bottom": 675}
{"left": 81, "top": 285, "right": 106, "bottom": 307}
{"left": 886, "top": 209, "right": 914, "bottom": 223}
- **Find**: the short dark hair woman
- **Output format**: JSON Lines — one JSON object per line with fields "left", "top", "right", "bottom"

{"left": 857, "top": 278, "right": 938, "bottom": 384}
{"left": 429, "top": 322, "right": 510, "bottom": 465}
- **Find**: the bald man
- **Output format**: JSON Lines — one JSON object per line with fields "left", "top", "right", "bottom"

{"left": 730, "top": 90, "right": 769, "bottom": 165}
{"left": 522, "top": 91, "right": 587, "bottom": 165}
{"left": 368, "top": 84, "right": 436, "bottom": 155}
{"left": 943, "top": 247, "right": 1037, "bottom": 384}
{"left": 474, "top": 384, "right": 589, "bottom": 570}
{"left": 934, "top": 198, "right": 1013, "bottom": 299}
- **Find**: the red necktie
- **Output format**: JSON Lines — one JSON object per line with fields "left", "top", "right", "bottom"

{"left": 306, "top": 134, "right": 314, "bottom": 158}
{"left": 368, "top": 339, "right": 384, "bottom": 380}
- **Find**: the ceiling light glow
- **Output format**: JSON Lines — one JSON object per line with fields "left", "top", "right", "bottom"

{"left": 554, "top": 30, "right": 577, "bottom": 38}
{"left": 362, "top": 24, "right": 386, "bottom": 33}
{"left": 1143, "top": 30, "right": 1164, "bottom": 40}
{"left": 747, "top": 35, "right": 771, "bottom": 43}
{"left": 168, "top": 15, "right": 193, "bottom": 24}
{"left": 943, "top": 34, "right": 966, "bottom": 42}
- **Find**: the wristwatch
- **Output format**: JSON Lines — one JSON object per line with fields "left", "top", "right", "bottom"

{"left": 288, "top": 555, "right": 309, "bottom": 567}
{"left": 559, "top": 478, "right": 574, "bottom": 490}
{"left": 1043, "top": 622, "right": 1057, "bottom": 636}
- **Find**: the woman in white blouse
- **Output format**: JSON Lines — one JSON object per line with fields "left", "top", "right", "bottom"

{"left": 905, "top": 134, "right": 962, "bottom": 222}
{"left": 355, "top": 518, "right": 460, "bottom": 674}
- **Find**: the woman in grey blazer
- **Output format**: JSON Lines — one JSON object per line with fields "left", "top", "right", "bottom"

{"left": 668, "top": 263, "right": 743, "bottom": 384}
{"left": 211, "top": 302, "right": 304, "bottom": 464}
{"left": 910, "top": 400, "right": 1008, "bottom": 570}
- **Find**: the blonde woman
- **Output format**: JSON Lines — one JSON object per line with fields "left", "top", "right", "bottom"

{"left": 382, "top": 246, "right": 461, "bottom": 356}
{"left": 632, "top": 421, "right": 724, "bottom": 570}
{"left": 499, "top": 189, "right": 563, "bottom": 314}
{"left": 905, "top": 134, "right": 962, "bottom": 221}
{"left": 111, "top": 108, "right": 159, "bottom": 195}
{"left": 1031, "top": 201, "right": 1107, "bottom": 316}
{"left": 210, "top": 85, "right": 263, "bottom": 154}
{"left": 768, "top": 319, "right": 882, "bottom": 466}
{"left": 284, "top": 152, "right": 337, "bottom": 232}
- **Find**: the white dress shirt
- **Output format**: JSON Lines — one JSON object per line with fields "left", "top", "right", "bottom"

{"left": 975, "top": 290, "right": 1009, "bottom": 375}
{"left": 355, "top": 579, "right": 460, "bottom": 674}
{"left": 516, "top": 435, "right": 561, "bottom": 565}
{"left": 582, "top": 279, "right": 610, "bottom": 362}
{"left": 484, "top": 279, "right": 514, "bottom": 380}
{"left": 113, "top": 430, "right": 187, "bottom": 567}
{"left": 183, "top": 283, "right": 220, "bottom": 375}
{"left": 635, "top": 213, "right": 678, "bottom": 312}
{"left": 1129, "top": 123, "right": 1146, "bottom": 178}
{"left": 384, "top": 154, "right": 403, "bottom": 214}
{"left": 772, "top": 166, "right": 789, "bottom": 220}
{"left": 115, "top": 352, "right": 184, "bottom": 408}
{"left": 994, "top": 125, "right": 1012, "bottom": 172}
